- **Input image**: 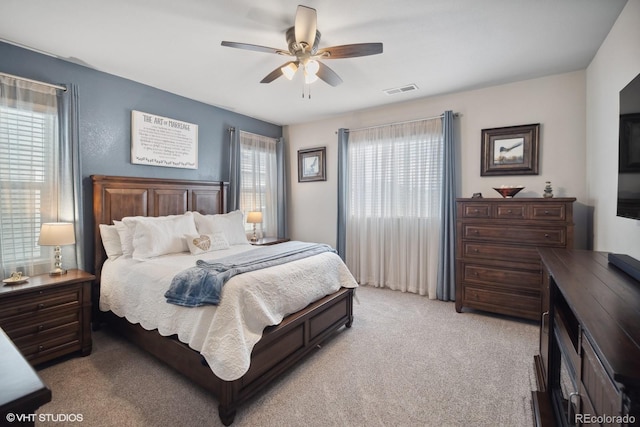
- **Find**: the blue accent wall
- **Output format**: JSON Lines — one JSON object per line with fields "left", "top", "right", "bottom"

{"left": 0, "top": 41, "right": 282, "bottom": 272}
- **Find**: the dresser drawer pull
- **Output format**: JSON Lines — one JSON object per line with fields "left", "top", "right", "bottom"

{"left": 544, "top": 234, "right": 549, "bottom": 238}
{"left": 507, "top": 209, "right": 512, "bottom": 214}
{"left": 38, "top": 345, "right": 44, "bottom": 352}
{"left": 37, "top": 303, "right": 45, "bottom": 309}
{"left": 473, "top": 248, "right": 479, "bottom": 253}
{"left": 544, "top": 210, "right": 550, "bottom": 215}
{"left": 474, "top": 209, "right": 479, "bottom": 213}
{"left": 38, "top": 324, "right": 44, "bottom": 332}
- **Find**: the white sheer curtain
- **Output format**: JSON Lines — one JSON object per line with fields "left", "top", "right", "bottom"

{"left": 0, "top": 75, "right": 79, "bottom": 277}
{"left": 346, "top": 118, "right": 443, "bottom": 297}
{"left": 239, "top": 131, "right": 278, "bottom": 238}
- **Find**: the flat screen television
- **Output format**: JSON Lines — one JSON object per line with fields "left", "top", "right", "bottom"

{"left": 617, "top": 72, "right": 640, "bottom": 220}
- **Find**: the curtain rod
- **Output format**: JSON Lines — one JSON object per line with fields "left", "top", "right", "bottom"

{"left": 343, "top": 112, "right": 458, "bottom": 133}
{"left": 0, "top": 71, "right": 67, "bottom": 92}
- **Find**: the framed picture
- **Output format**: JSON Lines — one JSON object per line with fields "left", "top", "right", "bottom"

{"left": 298, "top": 147, "right": 326, "bottom": 182}
{"left": 481, "top": 123, "right": 540, "bottom": 176}
{"left": 619, "top": 113, "right": 640, "bottom": 172}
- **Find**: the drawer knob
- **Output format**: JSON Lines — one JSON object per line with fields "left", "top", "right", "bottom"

{"left": 544, "top": 233, "right": 549, "bottom": 238}
{"left": 38, "top": 345, "right": 44, "bottom": 352}
{"left": 37, "top": 303, "right": 45, "bottom": 309}
{"left": 473, "top": 248, "right": 479, "bottom": 253}
{"left": 38, "top": 324, "right": 44, "bottom": 332}
{"left": 474, "top": 209, "right": 479, "bottom": 213}
{"left": 507, "top": 209, "right": 512, "bottom": 214}
{"left": 544, "top": 210, "right": 549, "bottom": 214}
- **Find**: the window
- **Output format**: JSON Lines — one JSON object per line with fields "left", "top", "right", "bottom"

{"left": 345, "top": 118, "right": 444, "bottom": 296}
{"left": 0, "top": 77, "right": 62, "bottom": 277}
{"left": 238, "top": 131, "right": 278, "bottom": 237}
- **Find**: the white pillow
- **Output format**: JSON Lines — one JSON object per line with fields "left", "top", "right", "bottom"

{"left": 185, "top": 232, "right": 230, "bottom": 255}
{"left": 99, "top": 224, "right": 122, "bottom": 259}
{"left": 131, "top": 213, "right": 198, "bottom": 260}
{"left": 113, "top": 220, "right": 133, "bottom": 257}
{"left": 193, "top": 210, "right": 249, "bottom": 245}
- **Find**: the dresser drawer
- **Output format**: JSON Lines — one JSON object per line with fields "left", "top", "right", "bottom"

{"left": 462, "top": 285, "right": 540, "bottom": 320}
{"left": 529, "top": 204, "right": 567, "bottom": 220}
{"left": 0, "top": 287, "right": 81, "bottom": 321}
{"left": 460, "top": 203, "right": 491, "bottom": 218}
{"left": 496, "top": 203, "right": 526, "bottom": 219}
{"left": 462, "top": 241, "right": 541, "bottom": 264}
{"left": 462, "top": 263, "right": 541, "bottom": 291}
{"left": 462, "top": 224, "right": 566, "bottom": 246}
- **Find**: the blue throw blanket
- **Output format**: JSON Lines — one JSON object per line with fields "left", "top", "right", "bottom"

{"left": 165, "top": 241, "right": 336, "bottom": 307}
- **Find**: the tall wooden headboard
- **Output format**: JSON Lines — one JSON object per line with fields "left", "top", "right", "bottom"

{"left": 92, "top": 175, "right": 229, "bottom": 285}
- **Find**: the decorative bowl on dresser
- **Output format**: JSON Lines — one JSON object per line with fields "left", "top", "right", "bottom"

{"left": 0, "top": 269, "right": 94, "bottom": 366}
{"left": 455, "top": 197, "right": 575, "bottom": 321}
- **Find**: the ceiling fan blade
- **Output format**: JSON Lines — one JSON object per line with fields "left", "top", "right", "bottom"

{"left": 221, "top": 41, "right": 288, "bottom": 55}
{"left": 260, "top": 61, "right": 298, "bottom": 83}
{"left": 294, "top": 5, "right": 317, "bottom": 48}
{"left": 316, "top": 62, "right": 343, "bottom": 87}
{"left": 317, "top": 43, "right": 383, "bottom": 59}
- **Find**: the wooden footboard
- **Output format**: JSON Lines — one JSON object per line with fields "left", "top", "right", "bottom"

{"left": 103, "top": 287, "right": 354, "bottom": 425}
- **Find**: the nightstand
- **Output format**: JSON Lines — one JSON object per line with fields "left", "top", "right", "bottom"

{"left": 0, "top": 269, "right": 94, "bottom": 366}
{"left": 250, "top": 237, "right": 290, "bottom": 246}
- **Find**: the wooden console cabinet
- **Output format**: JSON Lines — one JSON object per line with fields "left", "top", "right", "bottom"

{"left": 0, "top": 270, "right": 94, "bottom": 366}
{"left": 533, "top": 249, "right": 640, "bottom": 426}
{"left": 455, "top": 198, "right": 575, "bottom": 320}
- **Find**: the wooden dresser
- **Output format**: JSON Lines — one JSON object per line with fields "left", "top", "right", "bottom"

{"left": 455, "top": 197, "right": 575, "bottom": 320}
{"left": 533, "top": 249, "right": 640, "bottom": 426}
{"left": 0, "top": 270, "right": 94, "bottom": 365}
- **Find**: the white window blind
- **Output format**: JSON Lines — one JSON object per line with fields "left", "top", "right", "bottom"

{"left": 0, "top": 80, "right": 59, "bottom": 275}
{"left": 238, "top": 131, "right": 278, "bottom": 237}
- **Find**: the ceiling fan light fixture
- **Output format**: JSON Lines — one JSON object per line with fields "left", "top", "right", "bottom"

{"left": 304, "top": 70, "right": 319, "bottom": 84}
{"left": 281, "top": 62, "right": 298, "bottom": 80}
{"left": 305, "top": 60, "right": 320, "bottom": 75}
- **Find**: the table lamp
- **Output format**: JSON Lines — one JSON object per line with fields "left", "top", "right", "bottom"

{"left": 38, "top": 222, "right": 75, "bottom": 276}
{"left": 246, "top": 211, "right": 262, "bottom": 242}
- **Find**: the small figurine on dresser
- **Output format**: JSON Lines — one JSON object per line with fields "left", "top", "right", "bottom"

{"left": 543, "top": 181, "right": 553, "bottom": 198}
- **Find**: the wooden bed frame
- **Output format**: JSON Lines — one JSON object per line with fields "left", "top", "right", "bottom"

{"left": 91, "top": 175, "right": 354, "bottom": 425}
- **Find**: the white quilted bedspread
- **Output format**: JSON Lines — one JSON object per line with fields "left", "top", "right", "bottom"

{"left": 99, "top": 244, "right": 357, "bottom": 381}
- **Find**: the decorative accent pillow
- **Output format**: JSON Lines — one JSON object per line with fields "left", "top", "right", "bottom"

{"left": 99, "top": 224, "right": 123, "bottom": 259}
{"left": 116, "top": 213, "right": 189, "bottom": 257}
{"left": 131, "top": 213, "right": 198, "bottom": 260}
{"left": 185, "top": 232, "right": 230, "bottom": 255}
{"left": 193, "top": 210, "right": 249, "bottom": 245}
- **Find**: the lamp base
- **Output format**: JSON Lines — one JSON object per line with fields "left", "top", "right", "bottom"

{"left": 49, "top": 268, "right": 67, "bottom": 276}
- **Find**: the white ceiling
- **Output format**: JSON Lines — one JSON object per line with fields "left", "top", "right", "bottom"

{"left": 0, "top": 0, "right": 628, "bottom": 126}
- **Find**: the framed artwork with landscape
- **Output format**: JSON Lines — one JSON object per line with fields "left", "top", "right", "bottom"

{"left": 298, "top": 147, "right": 326, "bottom": 182}
{"left": 481, "top": 123, "right": 540, "bottom": 176}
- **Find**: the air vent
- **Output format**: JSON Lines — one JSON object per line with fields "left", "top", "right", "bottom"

{"left": 383, "top": 84, "right": 419, "bottom": 95}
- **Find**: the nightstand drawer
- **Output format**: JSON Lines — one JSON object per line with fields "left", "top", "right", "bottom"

{"left": 0, "top": 287, "right": 81, "bottom": 321}
{"left": 1, "top": 310, "right": 80, "bottom": 340}
{"left": 19, "top": 330, "right": 81, "bottom": 361}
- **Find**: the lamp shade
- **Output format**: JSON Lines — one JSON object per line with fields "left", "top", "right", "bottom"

{"left": 246, "top": 211, "right": 263, "bottom": 224}
{"left": 38, "top": 223, "right": 76, "bottom": 246}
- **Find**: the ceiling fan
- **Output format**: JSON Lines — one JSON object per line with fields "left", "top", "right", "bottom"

{"left": 221, "top": 5, "right": 383, "bottom": 88}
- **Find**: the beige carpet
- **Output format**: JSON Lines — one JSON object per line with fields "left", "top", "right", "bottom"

{"left": 35, "top": 286, "right": 538, "bottom": 426}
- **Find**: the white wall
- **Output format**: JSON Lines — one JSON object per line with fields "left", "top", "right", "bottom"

{"left": 286, "top": 71, "right": 588, "bottom": 248}
{"left": 586, "top": 0, "right": 640, "bottom": 259}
